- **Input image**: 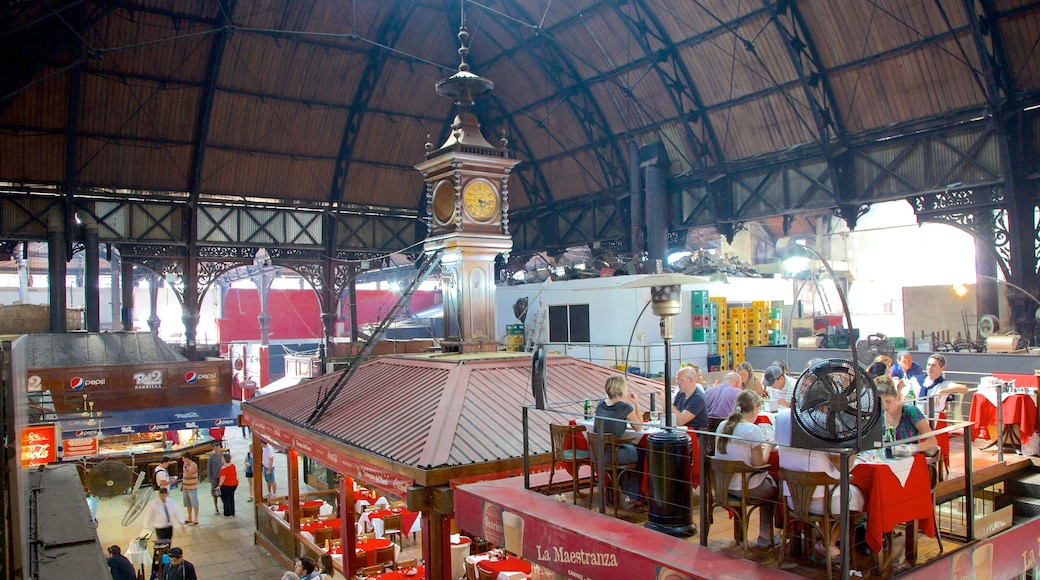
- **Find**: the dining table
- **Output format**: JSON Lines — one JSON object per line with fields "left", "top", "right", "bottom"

{"left": 577, "top": 419, "right": 677, "bottom": 496}
{"left": 450, "top": 535, "right": 472, "bottom": 579}
{"left": 355, "top": 493, "right": 390, "bottom": 514}
{"left": 271, "top": 499, "right": 332, "bottom": 519}
{"left": 367, "top": 565, "right": 425, "bottom": 580}
{"left": 969, "top": 390, "right": 1038, "bottom": 447}
{"left": 299, "top": 517, "right": 341, "bottom": 544}
{"left": 329, "top": 537, "right": 398, "bottom": 568}
{"left": 476, "top": 554, "right": 533, "bottom": 580}
{"left": 361, "top": 507, "right": 422, "bottom": 538}
{"left": 851, "top": 453, "right": 936, "bottom": 557}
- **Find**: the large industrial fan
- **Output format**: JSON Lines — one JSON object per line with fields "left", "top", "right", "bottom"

{"left": 121, "top": 471, "right": 152, "bottom": 526}
{"left": 789, "top": 359, "right": 883, "bottom": 451}
{"left": 855, "top": 333, "right": 894, "bottom": 363}
{"left": 86, "top": 460, "right": 136, "bottom": 498}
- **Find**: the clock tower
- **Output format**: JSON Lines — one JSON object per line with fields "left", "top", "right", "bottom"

{"left": 416, "top": 112, "right": 520, "bottom": 352}
{"left": 415, "top": 22, "right": 519, "bottom": 352}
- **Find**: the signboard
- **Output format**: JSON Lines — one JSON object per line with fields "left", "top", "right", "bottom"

{"left": 63, "top": 437, "right": 99, "bottom": 459}
{"left": 21, "top": 425, "right": 58, "bottom": 467}
{"left": 975, "top": 505, "right": 1014, "bottom": 540}
{"left": 899, "top": 513, "right": 1040, "bottom": 580}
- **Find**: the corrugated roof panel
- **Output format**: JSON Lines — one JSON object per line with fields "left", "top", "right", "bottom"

{"left": 246, "top": 353, "right": 664, "bottom": 472}
{"left": 24, "top": 332, "right": 186, "bottom": 368}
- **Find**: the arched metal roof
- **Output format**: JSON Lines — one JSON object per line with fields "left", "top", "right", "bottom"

{"left": 2, "top": 0, "right": 1039, "bottom": 254}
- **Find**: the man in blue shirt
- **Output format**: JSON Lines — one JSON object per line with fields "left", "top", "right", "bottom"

{"left": 891, "top": 351, "right": 926, "bottom": 385}
{"left": 672, "top": 365, "right": 708, "bottom": 429}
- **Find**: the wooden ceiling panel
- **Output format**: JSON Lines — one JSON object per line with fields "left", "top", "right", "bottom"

{"left": 0, "top": 70, "right": 68, "bottom": 131}
{"left": 88, "top": 10, "right": 213, "bottom": 83}
{"left": 371, "top": 61, "right": 454, "bottom": 121}
{"left": 829, "top": 38, "right": 986, "bottom": 133}
{"left": 206, "top": 92, "right": 346, "bottom": 156}
{"left": 342, "top": 162, "right": 423, "bottom": 209}
{"left": 585, "top": 74, "right": 672, "bottom": 135}
{"left": 656, "top": 0, "right": 760, "bottom": 39}
{"left": 354, "top": 113, "right": 432, "bottom": 169}
{"left": 679, "top": 14, "right": 798, "bottom": 108}
{"left": 998, "top": 12, "right": 1040, "bottom": 93}
{"left": 201, "top": 149, "right": 333, "bottom": 202}
{"left": 547, "top": 7, "right": 642, "bottom": 79}
{"left": 77, "top": 136, "right": 191, "bottom": 192}
{"left": 536, "top": 149, "right": 609, "bottom": 203}
{"left": 78, "top": 75, "right": 200, "bottom": 142}
{"left": 0, "top": 135, "right": 66, "bottom": 185}
{"left": 799, "top": 0, "right": 967, "bottom": 69}
{"left": 709, "top": 92, "right": 817, "bottom": 160}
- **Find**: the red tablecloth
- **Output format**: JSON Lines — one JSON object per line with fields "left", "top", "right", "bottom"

{"left": 367, "top": 508, "right": 420, "bottom": 536}
{"left": 273, "top": 499, "right": 324, "bottom": 512}
{"left": 851, "top": 454, "right": 935, "bottom": 553}
{"left": 300, "top": 518, "right": 340, "bottom": 533}
{"left": 477, "top": 555, "right": 532, "bottom": 576}
{"left": 370, "top": 566, "right": 425, "bottom": 580}
{"left": 969, "top": 393, "right": 1037, "bottom": 443}
{"left": 355, "top": 538, "right": 393, "bottom": 567}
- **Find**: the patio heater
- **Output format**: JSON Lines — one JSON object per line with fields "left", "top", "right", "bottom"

{"left": 621, "top": 272, "right": 702, "bottom": 537}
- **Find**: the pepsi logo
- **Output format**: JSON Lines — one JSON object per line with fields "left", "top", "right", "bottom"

{"left": 70, "top": 377, "right": 84, "bottom": 390}
{"left": 149, "top": 424, "right": 170, "bottom": 431}
{"left": 184, "top": 371, "right": 197, "bottom": 383}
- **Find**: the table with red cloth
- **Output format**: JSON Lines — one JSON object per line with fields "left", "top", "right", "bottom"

{"left": 369, "top": 565, "right": 425, "bottom": 580}
{"left": 363, "top": 507, "right": 421, "bottom": 538}
{"left": 354, "top": 537, "right": 394, "bottom": 567}
{"left": 575, "top": 420, "right": 700, "bottom": 493}
{"left": 968, "top": 392, "right": 1038, "bottom": 445}
{"left": 851, "top": 454, "right": 936, "bottom": 555}
{"left": 273, "top": 499, "right": 324, "bottom": 512}
{"left": 299, "top": 517, "right": 340, "bottom": 534}
{"left": 477, "top": 554, "right": 532, "bottom": 578}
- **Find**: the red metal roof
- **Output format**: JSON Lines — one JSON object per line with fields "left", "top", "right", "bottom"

{"left": 245, "top": 353, "right": 664, "bottom": 473}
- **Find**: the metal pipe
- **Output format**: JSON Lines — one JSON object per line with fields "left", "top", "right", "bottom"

{"left": 46, "top": 208, "right": 67, "bottom": 332}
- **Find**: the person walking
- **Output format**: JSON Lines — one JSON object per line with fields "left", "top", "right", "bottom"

{"left": 159, "top": 546, "right": 197, "bottom": 580}
{"left": 262, "top": 440, "right": 277, "bottom": 499}
{"left": 105, "top": 545, "right": 136, "bottom": 580}
{"left": 206, "top": 441, "right": 223, "bottom": 515}
{"left": 244, "top": 450, "right": 254, "bottom": 502}
{"left": 142, "top": 487, "right": 185, "bottom": 544}
{"left": 179, "top": 453, "right": 199, "bottom": 525}
{"left": 217, "top": 453, "right": 239, "bottom": 516}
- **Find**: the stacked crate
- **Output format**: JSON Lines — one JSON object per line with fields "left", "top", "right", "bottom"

{"left": 691, "top": 290, "right": 721, "bottom": 355}
{"left": 710, "top": 296, "right": 729, "bottom": 369}
{"left": 728, "top": 305, "right": 750, "bottom": 367}
{"left": 750, "top": 300, "right": 769, "bottom": 346}
{"left": 768, "top": 302, "right": 785, "bottom": 345}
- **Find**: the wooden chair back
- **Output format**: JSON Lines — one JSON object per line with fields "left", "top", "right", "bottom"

{"left": 301, "top": 504, "right": 322, "bottom": 519}
{"left": 373, "top": 545, "right": 396, "bottom": 568}
{"left": 360, "top": 564, "right": 385, "bottom": 576}
{"left": 477, "top": 567, "right": 495, "bottom": 580}
{"left": 395, "top": 558, "right": 418, "bottom": 569}
{"left": 548, "top": 423, "right": 593, "bottom": 506}
{"left": 705, "top": 456, "right": 771, "bottom": 557}
{"left": 585, "top": 431, "right": 638, "bottom": 516}
{"left": 313, "top": 526, "right": 335, "bottom": 547}
{"left": 777, "top": 466, "right": 862, "bottom": 578}
{"left": 704, "top": 417, "right": 726, "bottom": 455}
{"left": 382, "top": 513, "right": 403, "bottom": 544}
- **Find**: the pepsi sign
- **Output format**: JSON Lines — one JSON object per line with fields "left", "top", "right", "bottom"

{"left": 184, "top": 371, "right": 198, "bottom": 384}
{"left": 70, "top": 377, "right": 105, "bottom": 390}
{"left": 149, "top": 424, "right": 170, "bottom": 431}
{"left": 74, "top": 429, "right": 99, "bottom": 438}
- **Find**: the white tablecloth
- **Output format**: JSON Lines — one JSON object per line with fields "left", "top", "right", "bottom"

{"left": 126, "top": 540, "right": 150, "bottom": 568}
{"left": 360, "top": 510, "right": 422, "bottom": 538}
{"left": 354, "top": 495, "right": 389, "bottom": 514}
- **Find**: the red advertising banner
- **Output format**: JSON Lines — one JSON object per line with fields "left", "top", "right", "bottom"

{"left": 899, "top": 513, "right": 1040, "bottom": 580}
{"left": 63, "top": 437, "right": 99, "bottom": 459}
{"left": 21, "top": 425, "right": 58, "bottom": 467}
{"left": 249, "top": 417, "right": 414, "bottom": 498}
{"left": 455, "top": 478, "right": 798, "bottom": 580}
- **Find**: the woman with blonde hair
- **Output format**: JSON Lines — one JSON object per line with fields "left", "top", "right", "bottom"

{"left": 736, "top": 361, "right": 765, "bottom": 397}
{"left": 593, "top": 375, "right": 644, "bottom": 508}
{"left": 714, "top": 389, "right": 778, "bottom": 549}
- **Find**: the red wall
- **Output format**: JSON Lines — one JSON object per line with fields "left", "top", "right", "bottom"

{"left": 216, "top": 288, "right": 440, "bottom": 342}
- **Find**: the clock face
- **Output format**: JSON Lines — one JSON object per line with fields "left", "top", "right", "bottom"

{"left": 431, "top": 181, "right": 457, "bottom": 224}
{"left": 463, "top": 180, "right": 498, "bottom": 222}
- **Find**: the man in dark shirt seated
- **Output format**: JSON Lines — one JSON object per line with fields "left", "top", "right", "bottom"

{"left": 672, "top": 365, "right": 708, "bottom": 429}
{"left": 891, "top": 351, "right": 926, "bottom": 386}
{"left": 106, "top": 545, "right": 137, "bottom": 580}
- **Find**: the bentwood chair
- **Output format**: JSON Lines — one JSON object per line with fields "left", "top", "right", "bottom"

{"left": 382, "top": 513, "right": 403, "bottom": 545}
{"left": 373, "top": 545, "right": 396, "bottom": 569}
{"left": 585, "top": 431, "right": 639, "bottom": 517}
{"left": 777, "top": 467, "right": 864, "bottom": 579}
{"left": 359, "top": 564, "right": 384, "bottom": 577}
{"left": 301, "top": 503, "right": 322, "bottom": 519}
{"left": 548, "top": 423, "right": 593, "bottom": 505}
{"left": 923, "top": 450, "right": 945, "bottom": 556}
{"left": 477, "top": 567, "right": 495, "bottom": 580}
{"left": 705, "top": 456, "right": 772, "bottom": 557}
{"left": 312, "top": 526, "right": 335, "bottom": 548}
{"left": 394, "top": 558, "right": 418, "bottom": 570}
{"left": 705, "top": 417, "right": 726, "bottom": 456}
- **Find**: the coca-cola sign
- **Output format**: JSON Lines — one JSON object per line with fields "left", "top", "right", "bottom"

{"left": 21, "top": 425, "right": 57, "bottom": 467}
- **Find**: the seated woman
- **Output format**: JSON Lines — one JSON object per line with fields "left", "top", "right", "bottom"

{"left": 778, "top": 446, "right": 865, "bottom": 560}
{"left": 736, "top": 361, "right": 765, "bottom": 398}
{"left": 714, "top": 390, "right": 779, "bottom": 549}
{"left": 593, "top": 375, "right": 644, "bottom": 507}
{"left": 876, "top": 376, "right": 938, "bottom": 451}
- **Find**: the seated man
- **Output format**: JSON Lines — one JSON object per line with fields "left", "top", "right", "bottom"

{"left": 704, "top": 371, "right": 742, "bottom": 419}
{"left": 672, "top": 365, "right": 708, "bottom": 430}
